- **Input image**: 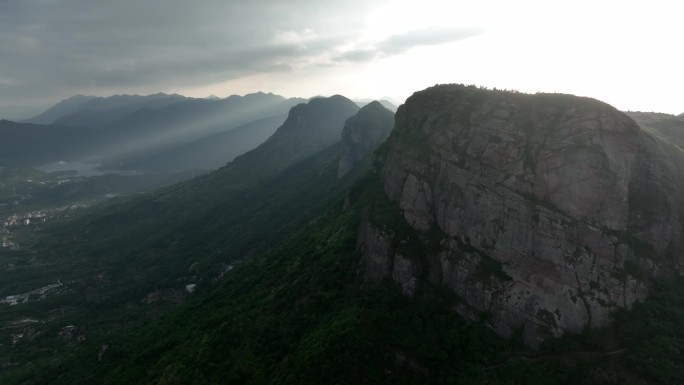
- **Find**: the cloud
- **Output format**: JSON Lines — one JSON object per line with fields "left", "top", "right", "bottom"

{"left": 0, "top": 0, "right": 389, "bottom": 105}
{"left": 334, "top": 26, "right": 483, "bottom": 63}
{"left": 379, "top": 26, "right": 483, "bottom": 54}
{"left": 333, "top": 49, "right": 378, "bottom": 63}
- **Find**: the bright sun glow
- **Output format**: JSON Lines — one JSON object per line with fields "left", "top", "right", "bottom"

{"left": 170, "top": 0, "right": 684, "bottom": 114}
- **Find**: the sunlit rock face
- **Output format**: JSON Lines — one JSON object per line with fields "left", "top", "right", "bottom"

{"left": 360, "top": 85, "right": 682, "bottom": 346}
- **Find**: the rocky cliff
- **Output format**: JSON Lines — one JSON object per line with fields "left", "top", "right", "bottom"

{"left": 338, "top": 101, "right": 394, "bottom": 178}
{"left": 358, "top": 84, "right": 683, "bottom": 346}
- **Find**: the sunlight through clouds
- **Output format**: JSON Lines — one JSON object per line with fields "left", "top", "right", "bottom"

{"left": 0, "top": 0, "right": 682, "bottom": 113}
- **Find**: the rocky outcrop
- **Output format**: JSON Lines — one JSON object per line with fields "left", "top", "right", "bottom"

{"left": 360, "top": 85, "right": 683, "bottom": 346}
{"left": 338, "top": 101, "right": 394, "bottom": 178}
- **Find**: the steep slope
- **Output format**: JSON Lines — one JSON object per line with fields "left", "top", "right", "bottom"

{"left": 647, "top": 119, "right": 684, "bottom": 149}
{"left": 0, "top": 94, "right": 361, "bottom": 340}
{"left": 625, "top": 111, "right": 684, "bottom": 149}
{"left": 219, "top": 95, "right": 359, "bottom": 186}
{"left": 0, "top": 97, "right": 378, "bottom": 384}
{"left": 45, "top": 95, "right": 358, "bottom": 265}
{"left": 338, "top": 101, "right": 395, "bottom": 178}
{"left": 361, "top": 85, "right": 682, "bottom": 345}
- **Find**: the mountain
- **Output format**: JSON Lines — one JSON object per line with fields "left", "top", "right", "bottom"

{"left": 0, "top": 120, "right": 100, "bottom": 166}
{"left": 3, "top": 87, "right": 684, "bottom": 384}
{"left": 338, "top": 101, "right": 395, "bottom": 177}
{"left": 218, "top": 95, "right": 359, "bottom": 186}
{"left": 95, "top": 92, "right": 305, "bottom": 168}
{"left": 0, "top": 94, "right": 361, "bottom": 299}
{"left": 354, "top": 98, "right": 398, "bottom": 112}
{"left": 119, "top": 115, "right": 286, "bottom": 172}
{"left": 3, "top": 93, "right": 306, "bottom": 173}
{"left": 369, "top": 85, "right": 683, "bottom": 345}
{"left": 52, "top": 93, "right": 188, "bottom": 129}
{"left": 625, "top": 111, "right": 684, "bottom": 149}
{"left": 23, "top": 95, "right": 96, "bottom": 124}
{"left": 624, "top": 111, "right": 677, "bottom": 127}
{"left": 0, "top": 93, "right": 377, "bottom": 384}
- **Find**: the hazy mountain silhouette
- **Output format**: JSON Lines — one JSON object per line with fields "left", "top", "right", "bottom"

{"left": 354, "top": 98, "right": 398, "bottom": 112}
{"left": 221, "top": 95, "right": 360, "bottom": 186}
{"left": 95, "top": 92, "right": 305, "bottom": 170}
{"left": 3, "top": 92, "right": 307, "bottom": 173}
{"left": 118, "top": 115, "right": 286, "bottom": 172}
{"left": 23, "top": 95, "right": 97, "bottom": 124}
{"left": 0, "top": 120, "right": 100, "bottom": 166}
{"left": 52, "top": 93, "right": 188, "bottom": 129}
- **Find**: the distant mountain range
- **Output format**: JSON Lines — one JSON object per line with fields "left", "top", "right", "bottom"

{"left": 0, "top": 92, "right": 306, "bottom": 173}
{"left": 23, "top": 93, "right": 185, "bottom": 126}
{"left": 0, "top": 120, "right": 99, "bottom": 166}
{"left": 117, "top": 115, "right": 286, "bottom": 172}
{"left": 22, "top": 95, "right": 98, "bottom": 125}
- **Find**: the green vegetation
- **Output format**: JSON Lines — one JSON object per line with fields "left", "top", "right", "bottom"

{"left": 4, "top": 169, "right": 684, "bottom": 384}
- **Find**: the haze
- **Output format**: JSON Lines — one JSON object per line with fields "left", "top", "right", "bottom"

{"left": 1, "top": 0, "right": 682, "bottom": 115}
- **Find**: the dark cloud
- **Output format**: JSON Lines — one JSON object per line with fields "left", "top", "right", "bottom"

{"left": 0, "top": 0, "right": 386, "bottom": 106}
{"left": 334, "top": 26, "right": 483, "bottom": 62}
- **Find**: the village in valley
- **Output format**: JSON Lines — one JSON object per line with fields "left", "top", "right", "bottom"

{"left": 0, "top": 204, "right": 88, "bottom": 251}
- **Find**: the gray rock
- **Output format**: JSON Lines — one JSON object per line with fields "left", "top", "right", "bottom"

{"left": 338, "top": 101, "right": 394, "bottom": 178}
{"left": 365, "top": 85, "right": 682, "bottom": 345}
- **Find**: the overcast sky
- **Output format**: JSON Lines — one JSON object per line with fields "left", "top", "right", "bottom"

{"left": 1, "top": 0, "right": 682, "bottom": 114}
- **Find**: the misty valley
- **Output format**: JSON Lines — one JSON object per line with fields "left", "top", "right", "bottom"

{"left": 0, "top": 84, "right": 682, "bottom": 384}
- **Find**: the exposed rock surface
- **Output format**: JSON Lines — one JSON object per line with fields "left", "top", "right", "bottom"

{"left": 338, "top": 101, "right": 394, "bottom": 178}
{"left": 359, "top": 85, "right": 683, "bottom": 346}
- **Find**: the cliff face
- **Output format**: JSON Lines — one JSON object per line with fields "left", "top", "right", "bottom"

{"left": 359, "top": 85, "right": 683, "bottom": 345}
{"left": 338, "top": 101, "right": 395, "bottom": 178}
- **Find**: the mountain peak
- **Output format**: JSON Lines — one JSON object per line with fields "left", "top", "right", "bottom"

{"left": 224, "top": 95, "right": 359, "bottom": 186}
{"left": 338, "top": 100, "right": 394, "bottom": 177}
{"left": 360, "top": 100, "right": 386, "bottom": 111}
